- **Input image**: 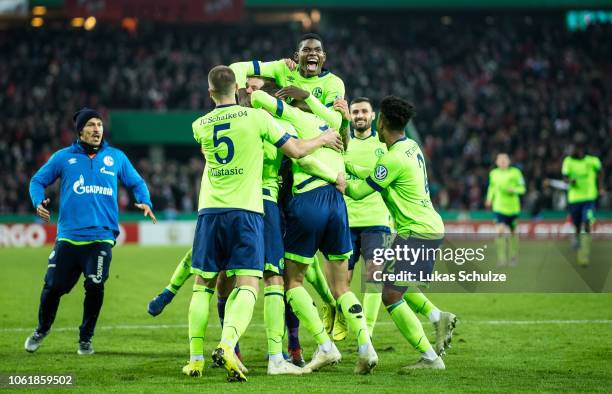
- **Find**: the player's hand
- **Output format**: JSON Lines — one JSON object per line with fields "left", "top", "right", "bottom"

{"left": 485, "top": 200, "right": 492, "bottom": 209}
{"left": 284, "top": 58, "right": 297, "bottom": 71}
{"left": 335, "top": 172, "right": 347, "bottom": 193}
{"left": 275, "top": 86, "right": 310, "bottom": 101}
{"left": 333, "top": 98, "right": 350, "bottom": 121}
{"left": 319, "top": 129, "right": 343, "bottom": 152}
{"left": 135, "top": 203, "right": 157, "bottom": 224}
{"left": 36, "top": 198, "right": 51, "bottom": 223}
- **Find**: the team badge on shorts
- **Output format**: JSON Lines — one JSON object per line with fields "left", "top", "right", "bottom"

{"left": 103, "top": 155, "right": 114, "bottom": 166}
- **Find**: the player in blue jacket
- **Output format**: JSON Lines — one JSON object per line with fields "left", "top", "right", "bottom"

{"left": 25, "top": 108, "right": 156, "bottom": 355}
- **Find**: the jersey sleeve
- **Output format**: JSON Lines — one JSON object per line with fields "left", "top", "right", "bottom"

{"left": 561, "top": 157, "right": 570, "bottom": 177}
{"left": 296, "top": 156, "right": 338, "bottom": 183}
{"left": 304, "top": 94, "right": 342, "bottom": 130}
{"left": 364, "top": 153, "right": 400, "bottom": 192}
{"left": 513, "top": 169, "right": 526, "bottom": 195}
{"left": 29, "top": 152, "right": 62, "bottom": 208}
{"left": 323, "top": 76, "right": 345, "bottom": 106}
{"left": 230, "top": 60, "right": 288, "bottom": 88}
{"left": 260, "top": 111, "right": 291, "bottom": 148}
{"left": 485, "top": 171, "right": 495, "bottom": 203}
{"left": 252, "top": 90, "right": 304, "bottom": 134}
{"left": 592, "top": 156, "right": 602, "bottom": 172}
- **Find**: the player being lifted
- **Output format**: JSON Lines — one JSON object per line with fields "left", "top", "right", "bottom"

{"left": 335, "top": 97, "right": 456, "bottom": 354}
{"left": 182, "top": 66, "right": 340, "bottom": 381}
{"left": 251, "top": 88, "right": 379, "bottom": 375}
{"left": 485, "top": 153, "right": 526, "bottom": 267}
{"left": 231, "top": 32, "right": 345, "bottom": 337}
{"left": 341, "top": 96, "right": 448, "bottom": 371}
{"left": 561, "top": 137, "right": 604, "bottom": 266}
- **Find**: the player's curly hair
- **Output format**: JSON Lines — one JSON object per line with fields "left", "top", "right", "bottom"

{"left": 380, "top": 96, "right": 416, "bottom": 131}
{"left": 298, "top": 33, "right": 324, "bottom": 50}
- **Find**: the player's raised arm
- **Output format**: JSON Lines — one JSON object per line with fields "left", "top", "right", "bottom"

{"left": 274, "top": 85, "right": 342, "bottom": 130}
{"left": 229, "top": 60, "right": 288, "bottom": 91}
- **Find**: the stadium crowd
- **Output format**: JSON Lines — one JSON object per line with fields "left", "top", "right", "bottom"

{"left": 2, "top": 14, "right": 610, "bottom": 215}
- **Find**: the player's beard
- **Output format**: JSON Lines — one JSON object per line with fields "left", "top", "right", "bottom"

{"left": 352, "top": 120, "right": 371, "bottom": 133}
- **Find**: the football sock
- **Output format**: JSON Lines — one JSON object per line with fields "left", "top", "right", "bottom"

{"left": 264, "top": 285, "right": 285, "bottom": 356}
{"left": 285, "top": 298, "right": 301, "bottom": 350}
{"left": 304, "top": 256, "right": 336, "bottom": 307}
{"left": 188, "top": 284, "right": 214, "bottom": 358}
{"left": 403, "top": 287, "right": 438, "bottom": 321}
{"left": 578, "top": 233, "right": 592, "bottom": 263}
{"left": 166, "top": 248, "right": 193, "bottom": 294}
{"left": 337, "top": 291, "right": 371, "bottom": 347}
{"left": 217, "top": 295, "right": 240, "bottom": 354}
{"left": 362, "top": 293, "right": 382, "bottom": 337}
{"left": 387, "top": 299, "right": 432, "bottom": 353}
{"left": 220, "top": 285, "right": 257, "bottom": 349}
{"left": 509, "top": 233, "right": 519, "bottom": 261}
{"left": 286, "top": 286, "right": 330, "bottom": 345}
{"left": 495, "top": 235, "right": 508, "bottom": 263}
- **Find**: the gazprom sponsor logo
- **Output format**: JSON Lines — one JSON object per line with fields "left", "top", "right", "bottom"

{"left": 73, "top": 175, "right": 113, "bottom": 196}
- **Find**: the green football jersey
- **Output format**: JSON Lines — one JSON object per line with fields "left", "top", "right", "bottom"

{"left": 344, "top": 130, "right": 391, "bottom": 228}
{"left": 562, "top": 155, "right": 601, "bottom": 203}
{"left": 364, "top": 138, "right": 444, "bottom": 237}
{"left": 485, "top": 167, "right": 526, "bottom": 216}
{"left": 262, "top": 118, "right": 298, "bottom": 203}
{"left": 231, "top": 60, "right": 345, "bottom": 106}
{"left": 193, "top": 104, "right": 290, "bottom": 213}
{"left": 251, "top": 90, "right": 344, "bottom": 194}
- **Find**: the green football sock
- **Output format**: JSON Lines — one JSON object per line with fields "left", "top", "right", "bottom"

{"left": 286, "top": 286, "right": 330, "bottom": 345}
{"left": 362, "top": 293, "right": 382, "bottom": 336}
{"left": 495, "top": 235, "right": 508, "bottom": 264}
{"left": 188, "top": 284, "right": 214, "bottom": 358}
{"left": 166, "top": 248, "right": 193, "bottom": 294}
{"left": 220, "top": 285, "right": 257, "bottom": 349}
{"left": 578, "top": 233, "right": 592, "bottom": 264}
{"left": 403, "top": 287, "right": 436, "bottom": 318}
{"left": 387, "top": 299, "right": 432, "bottom": 353}
{"left": 509, "top": 233, "right": 519, "bottom": 261}
{"left": 305, "top": 256, "right": 336, "bottom": 306}
{"left": 338, "top": 291, "right": 371, "bottom": 347}
{"left": 264, "top": 285, "right": 285, "bottom": 356}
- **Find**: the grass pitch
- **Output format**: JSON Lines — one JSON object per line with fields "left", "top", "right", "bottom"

{"left": 0, "top": 245, "right": 611, "bottom": 393}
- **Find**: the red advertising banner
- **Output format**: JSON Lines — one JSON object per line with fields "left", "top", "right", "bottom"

{"left": 0, "top": 223, "right": 140, "bottom": 247}
{"left": 65, "top": 0, "right": 243, "bottom": 22}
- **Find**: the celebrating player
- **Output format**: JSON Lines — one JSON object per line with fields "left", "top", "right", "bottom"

{"left": 485, "top": 153, "right": 526, "bottom": 267}
{"left": 561, "top": 137, "right": 604, "bottom": 266}
{"left": 26, "top": 108, "right": 156, "bottom": 355}
{"left": 230, "top": 33, "right": 345, "bottom": 336}
{"left": 336, "top": 96, "right": 456, "bottom": 354}
{"left": 182, "top": 66, "right": 340, "bottom": 381}
{"left": 251, "top": 89, "right": 379, "bottom": 375}
{"left": 342, "top": 96, "right": 447, "bottom": 371}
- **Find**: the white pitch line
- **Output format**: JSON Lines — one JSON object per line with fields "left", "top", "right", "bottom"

{"left": 1, "top": 320, "right": 611, "bottom": 333}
